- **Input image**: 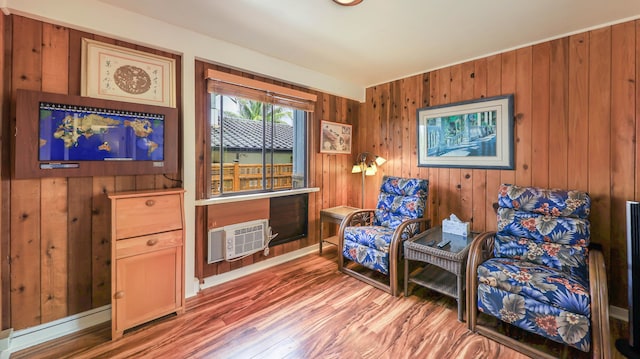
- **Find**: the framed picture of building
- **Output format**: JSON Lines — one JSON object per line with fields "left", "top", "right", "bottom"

{"left": 81, "top": 38, "right": 176, "bottom": 108}
{"left": 417, "top": 94, "right": 514, "bottom": 169}
{"left": 320, "top": 120, "right": 352, "bottom": 154}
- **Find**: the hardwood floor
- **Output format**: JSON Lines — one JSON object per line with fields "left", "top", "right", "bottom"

{"left": 12, "top": 246, "right": 628, "bottom": 358}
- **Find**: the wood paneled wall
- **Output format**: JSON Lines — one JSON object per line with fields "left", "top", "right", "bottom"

{"left": 5, "top": 11, "right": 636, "bottom": 332}
{"left": 2, "top": 15, "right": 183, "bottom": 330}
{"left": 356, "top": 20, "right": 640, "bottom": 308}
{"left": 193, "top": 61, "right": 360, "bottom": 280}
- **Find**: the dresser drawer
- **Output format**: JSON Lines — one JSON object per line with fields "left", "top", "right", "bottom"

{"left": 116, "top": 230, "right": 183, "bottom": 259}
{"left": 113, "top": 194, "right": 183, "bottom": 239}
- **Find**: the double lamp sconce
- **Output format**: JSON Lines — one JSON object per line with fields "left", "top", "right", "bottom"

{"left": 351, "top": 152, "right": 386, "bottom": 208}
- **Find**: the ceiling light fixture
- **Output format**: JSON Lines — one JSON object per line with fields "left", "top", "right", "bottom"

{"left": 333, "top": 0, "right": 363, "bottom": 6}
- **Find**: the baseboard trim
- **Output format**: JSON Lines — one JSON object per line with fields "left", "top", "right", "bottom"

{"left": 200, "top": 244, "right": 320, "bottom": 290}
{"left": 7, "top": 305, "right": 111, "bottom": 354}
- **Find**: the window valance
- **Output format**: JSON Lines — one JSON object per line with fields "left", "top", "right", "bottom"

{"left": 206, "top": 69, "right": 317, "bottom": 112}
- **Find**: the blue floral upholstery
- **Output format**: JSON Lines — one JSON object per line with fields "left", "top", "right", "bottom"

{"left": 476, "top": 184, "right": 593, "bottom": 352}
{"left": 342, "top": 176, "right": 428, "bottom": 275}
{"left": 343, "top": 226, "right": 395, "bottom": 274}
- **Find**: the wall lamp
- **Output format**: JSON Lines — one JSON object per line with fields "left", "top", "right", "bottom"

{"left": 351, "top": 152, "right": 386, "bottom": 208}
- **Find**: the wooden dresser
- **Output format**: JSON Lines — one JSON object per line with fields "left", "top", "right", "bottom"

{"left": 109, "top": 188, "right": 186, "bottom": 339}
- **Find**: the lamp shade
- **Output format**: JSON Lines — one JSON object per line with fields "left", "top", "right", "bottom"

{"left": 351, "top": 164, "right": 362, "bottom": 173}
{"left": 365, "top": 164, "right": 376, "bottom": 176}
{"left": 375, "top": 156, "right": 386, "bottom": 166}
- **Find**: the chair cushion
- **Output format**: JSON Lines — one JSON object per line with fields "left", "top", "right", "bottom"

{"left": 497, "top": 208, "right": 590, "bottom": 245}
{"left": 496, "top": 207, "right": 590, "bottom": 280}
{"left": 498, "top": 184, "right": 591, "bottom": 219}
{"left": 477, "top": 283, "right": 591, "bottom": 352}
{"left": 478, "top": 257, "right": 590, "bottom": 317}
{"left": 343, "top": 238, "right": 389, "bottom": 275}
{"left": 380, "top": 176, "right": 429, "bottom": 197}
{"left": 494, "top": 234, "right": 589, "bottom": 283}
{"left": 374, "top": 193, "right": 424, "bottom": 229}
{"left": 344, "top": 225, "right": 395, "bottom": 252}
{"left": 374, "top": 177, "right": 427, "bottom": 229}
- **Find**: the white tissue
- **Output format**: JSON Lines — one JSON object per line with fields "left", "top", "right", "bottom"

{"left": 442, "top": 213, "right": 469, "bottom": 236}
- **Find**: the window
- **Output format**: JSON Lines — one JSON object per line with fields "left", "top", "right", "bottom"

{"left": 210, "top": 94, "right": 307, "bottom": 195}
{"left": 206, "top": 70, "right": 316, "bottom": 197}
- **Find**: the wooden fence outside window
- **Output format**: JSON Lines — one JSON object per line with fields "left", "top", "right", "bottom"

{"left": 211, "top": 163, "right": 293, "bottom": 194}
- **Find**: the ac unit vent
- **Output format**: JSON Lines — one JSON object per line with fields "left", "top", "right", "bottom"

{"left": 224, "top": 219, "right": 268, "bottom": 260}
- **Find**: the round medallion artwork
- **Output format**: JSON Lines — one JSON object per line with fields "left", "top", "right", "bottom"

{"left": 113, "top": 65, "right": 152, "bottom": 95}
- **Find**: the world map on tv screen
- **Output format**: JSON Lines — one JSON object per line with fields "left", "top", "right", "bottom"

{"left": 38, "top": 102, "right": 164, "bottom": 162}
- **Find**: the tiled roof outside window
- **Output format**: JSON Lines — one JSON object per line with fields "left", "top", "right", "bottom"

{"left": 211, "top": 117, "right": 293, "bottom": 151}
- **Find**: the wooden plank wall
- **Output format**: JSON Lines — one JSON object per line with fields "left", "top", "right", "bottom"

{"left": 2, "top": 15, "right": 183, "bottom": 330}
{"left": 5, "top": 13, "right": 637, "bottom": 331}
{"left": 356, "top": 20, "right": 639, "bottom": 308}
{"left": 193, "top": 61, "right": 360, "bottom": 280}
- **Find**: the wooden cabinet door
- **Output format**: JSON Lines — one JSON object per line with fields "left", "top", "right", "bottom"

{"left": 114, "top": 246, "right": 183, "bottom": 334}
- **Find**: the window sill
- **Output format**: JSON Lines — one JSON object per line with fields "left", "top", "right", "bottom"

{"left": 194, "top": 187, "right": 320, "bottom": 206}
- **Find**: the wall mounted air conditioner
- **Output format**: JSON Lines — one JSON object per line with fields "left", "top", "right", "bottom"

{"left": 207, "top": 219, "right": 269, "bottom": 263}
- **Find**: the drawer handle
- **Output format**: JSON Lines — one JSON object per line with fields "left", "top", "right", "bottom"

{"left": 147, "top": 239, "right": 159, "bottom": 246}
{"left": 145, "top": 199, "right": 155, "bottom": 207}
{"left": 114, "top": 291, "right": 125, "bottom": 299}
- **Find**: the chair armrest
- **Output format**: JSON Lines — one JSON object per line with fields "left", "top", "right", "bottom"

{"left": 339, "top": 209, "right": 376, "bottom": 230}
{"left": 400, "top": 218, "right": 433, "bottom": 236}
{"left": 389, "top": 218, "right": 432, "bottom": 259}
{"left": 588, "top": 248, "right": 611, "bottom": 358}
{"left": 467, "top": 231, "right": 496, "bottom": 275}
{"left": 466, "top": 231, "right": 496, "bottom": 330}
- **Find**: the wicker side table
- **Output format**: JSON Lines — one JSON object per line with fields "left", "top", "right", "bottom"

{"left": 404, "top": 226, "right": 475, "bottom": 321}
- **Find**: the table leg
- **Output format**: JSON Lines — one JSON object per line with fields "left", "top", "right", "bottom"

{"left": 319, "top": 219, "right": 324, "bottom": 254}
{"left": 457, "top": 272, "right": 463, "bottom": 322}
{"left": 404, "top": 259, "right": 409, "bottom": 297}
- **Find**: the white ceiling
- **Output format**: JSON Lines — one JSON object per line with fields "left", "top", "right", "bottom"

{"left": 99, "top": 0, "right": 640, "bottom": 89}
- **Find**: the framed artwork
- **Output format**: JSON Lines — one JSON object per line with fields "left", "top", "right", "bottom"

{"left": 81, "top": 38, "right": 176, "bottom": 107}
{"left": 417, "top": 94, "right": 514, "bottom": 169}
{"left": 320, "top": 120, "right": 352, "bottom": 154}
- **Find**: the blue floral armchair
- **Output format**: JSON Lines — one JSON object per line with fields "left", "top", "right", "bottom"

{"left": 338, "top": 176, "right": 429, "bottom": 296}
{"left": 466, "top": 184, "right": 610, "bottom": 358}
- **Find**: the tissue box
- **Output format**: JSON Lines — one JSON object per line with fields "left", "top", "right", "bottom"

{"left": 442, "top": 219, "right": 470, "bottom": 236}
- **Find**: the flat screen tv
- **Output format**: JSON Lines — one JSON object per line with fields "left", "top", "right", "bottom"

{"left": 14, "top": 89, "right": 178, "bottom": 178}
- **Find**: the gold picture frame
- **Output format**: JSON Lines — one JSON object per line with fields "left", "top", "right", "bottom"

{"left": 81, "top": 38, "right": 176, "bottom": 107}
{"left": 320, "top": 120, "right": 352, "bottom": 154}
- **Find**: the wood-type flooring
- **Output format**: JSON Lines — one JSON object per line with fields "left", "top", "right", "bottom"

{"left": 12, "top": 246, "right": 628, "bottom": 359}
